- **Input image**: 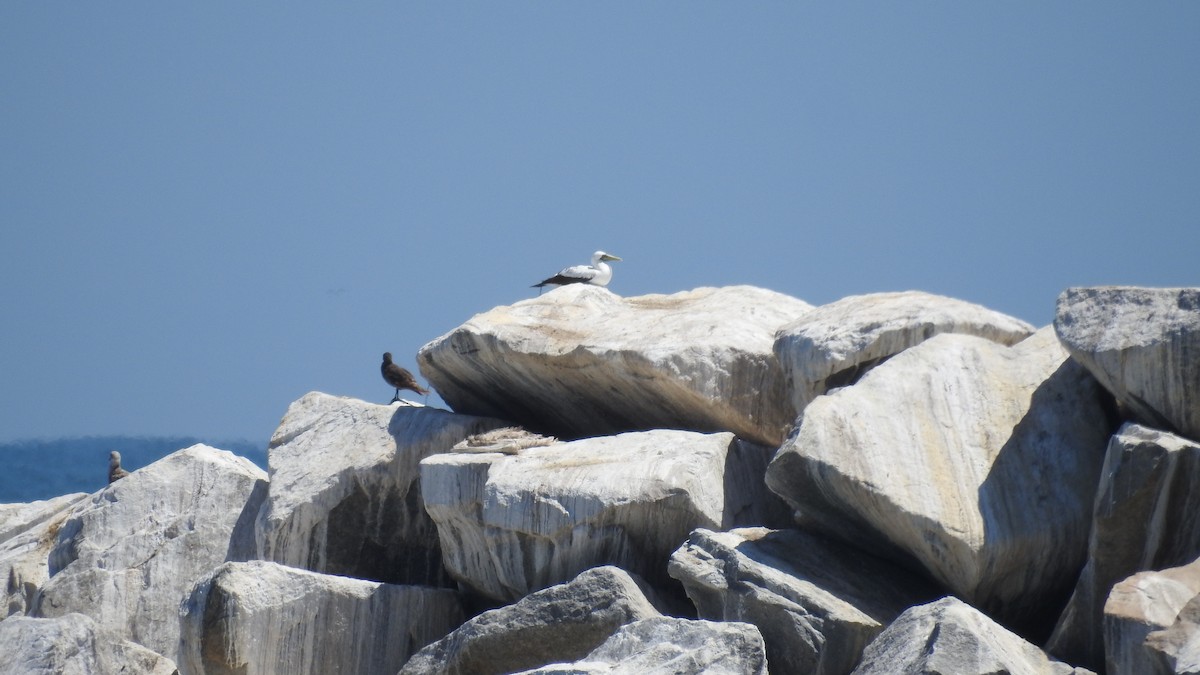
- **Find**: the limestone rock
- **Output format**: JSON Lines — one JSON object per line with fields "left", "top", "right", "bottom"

{"left": 852, "top": 597, "right": 1090, "bottom": 675}
{"left": 517, "top": 616, "right": 768, "bottom": 675}
{"left": 0, "top": 613, "right": 177, "bottom": 675}
{"left": 417, "top": 284, "right": 813, "bottom": 447}
{"left": 1055, "top": 287, "right": 1200, "bottom": 441}
{"left": 420, "top": 429, "right": 789, "bottom": 603}
{"left": 1, "top": 494, "right": 86, "bottom": 618}
{"left": 774, "top": 290, "right": 1033, "bottom": 417}
{"left": 400, "top": 565, "right": 660, "bottom": 675}
{"left": 31, "top": 445, "right": 267, "bottom": 664}
{"left": 180, "top": 560, "right": 462, "bottom": 675}
{"left": 0, "top": 494, "right": 87, "bottom": 544}
{"left": 766, "top": 328, "right": 1115, "bottom": 632}
{"left": 1105, "top": 558, "right": 1200, "bottom": 675}
{"left": 1048, "top": 423, "right": 1200, "bottom": 670}
{"left": 668, "top": 527, "right": 941, "bottom": 675}
{"left": 256, "top": 392, "right": 507, "bottom": 586}
{"left": 1146, "top": 593, "right": 1200, "bottom": 675}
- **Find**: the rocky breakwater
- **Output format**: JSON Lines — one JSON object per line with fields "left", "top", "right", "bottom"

{"left": 1, "top": 283, "right": 1198, "bottom": 675}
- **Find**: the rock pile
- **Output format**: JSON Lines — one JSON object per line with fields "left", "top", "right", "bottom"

{"left": 1, "top": 284, "right": 1197, "bottom": 674}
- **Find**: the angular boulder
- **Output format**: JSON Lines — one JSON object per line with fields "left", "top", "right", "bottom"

{"left": 0, "top": 613, "right": 177, "bottom": 675}
{"left": 31, "top": 445, "right": 267, "bottom": 664}
{"left": 1048, "top": 423, "right": 1200, "bottom": 670}
{"left": 256, "top": 392, "right": 506, "bottom": 586}
{"left": 517, "top": 617, "right": 768, "bottom": 675}
{"left": 417, "top": 284, "right": 813, "bottom": 447}
{"left": 1055, "top": 287, "right": 1200, "bottom": 441}
{"left": 1, "top": 494, "right": 86, "bottom": 618}
{"left": 774, "top": 290, "right": 1033, "bottom": 417}
{"left": 668, "top": 527, "right": 941, "bottom": 675}
{"left": 766, "top": 328, "right": 1115, "bottom": 632}
{"left": 180, "top": 560, "right": 462, "bottom": 675}
{"left": 852, "top": 597, "right": 1090, "bottom": 675}
{"left": 1105, "top": 557, "right": 1200, "bottom": 675}
{"left": 420, "top": 429, "right": 788, "bottom": 603}
{"left": 1146, "top": 593, "right": 1200, "bottom": 675}
{"left": 400, "top": 565, "right": 660, "bottom": 675}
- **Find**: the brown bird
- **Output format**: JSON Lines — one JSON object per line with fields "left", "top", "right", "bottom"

{"left": 108, "top": 451, "right": 130, "bottom": 483}
{"left": 381, "top": 352, "right": 430, "bottom": 402}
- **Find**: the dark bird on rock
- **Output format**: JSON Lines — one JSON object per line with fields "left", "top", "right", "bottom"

{"left": 382, "top": 352, "right": 430, "bottom": 403}
{"left": 533, "top": 250, "right": 622, "bottom": 293}
{"left": 108, "top": 451, "right": 130, "bottom": 483}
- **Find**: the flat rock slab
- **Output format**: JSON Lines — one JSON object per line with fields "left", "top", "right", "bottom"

{"left": 400, "top": 565, "right": 660, "bottom": 675}
{"left": 852, "top": 597, "right": 1090, "bottom": 675}
{"left": 32, "top": 444, "right": 267, "bottom": 665}
{"left": 1105, "top": 557, "right": 1200, "bottom": 675}
{"left": 1048, "top": 423, "right": 1200, "bottom": 671}
{"left": 181, "top": 560, "right": 463, "bottom": 675}
{"left": 418, "top": 284, "right": 813, "bottom": 447}
{"left": 668, "top": 527, "right": 941, "bottom": 675}
{"left": 766, "top": 328, "right": 1114, "bottom": 632}
{"left": 1055, "top": 286, "right": 1200, "bottom": 441}
{"left": 774, "top": 290, "right": 1033, "bottom": 417}
{"left": 256, "top": 391, "right": 507, "bottom": 586}
{"left": 420, "top": 429, "right": 787, "bottom": 603}
{"left": 0, "top": 612, "right": 177, "bottom": 675}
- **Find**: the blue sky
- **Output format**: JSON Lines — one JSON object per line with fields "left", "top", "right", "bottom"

{"left": 3, "top": 4, "right": 1198, "bottom": 446}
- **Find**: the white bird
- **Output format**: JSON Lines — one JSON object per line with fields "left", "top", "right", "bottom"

{"left": 533, "top": 251, "right": 622, "bottom": 291}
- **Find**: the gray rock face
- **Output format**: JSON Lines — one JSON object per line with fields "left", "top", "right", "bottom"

{"left": 1146, "top": 593, "right": 1200, "bottom": 675}
{"left": 1105, "top": 558, "right": 1200, "bottom": 675}
{"left": 774, "top": 290, "right": 1034, "bottom": 417}
{"left": 1055, "top": 287, "right": 1200, "bottom": 441}
{"left": 668, "top": 527, "right": 941, "bottom": 675}
{"left": 0, "top": 613, "right": 177, "bottom": 675}
{"left": 853, "top": 597, "right": 1089, "bottom": 675}
{"left": 256, "top": 392, "right": 506, "bottom": 586}
{"left": 31, "top": 445, "right": 267, "bottom": 665}
{"left": 400, "top": 565, "right": 660, "bottom": 675}
{"left": 180, "top": 560, "right": 462, "bottom": 675}
{"left": 766, "top": 328, "right": 1115, "bottom": 631}
{"left": 1048, "top": 423, "right": 1200, "bottom": 670}
{"left": 517, "top": 616, "right": 769, "bottom": 675}
{"left": 1, "top": 494, "right": 86, "bottom": 618}
{"left": 421, "top": 429, "right": 788, "bottom": 603}
{"left": 417, "top": 284, "right": 813, "bottom": 447}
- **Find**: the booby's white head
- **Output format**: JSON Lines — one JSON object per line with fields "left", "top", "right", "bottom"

{"left": 592, "top": 251, "right": 622, "bottom": 264}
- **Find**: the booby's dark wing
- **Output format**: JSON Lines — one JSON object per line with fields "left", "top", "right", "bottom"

{"left": 533, "top": 264, "right": 600, "bottom": 288}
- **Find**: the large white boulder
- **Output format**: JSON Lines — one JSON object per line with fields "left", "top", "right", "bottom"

{"left": 0, "top": 613, "right": 177, "bottom": 675}
{"left": 1048, "top": 423, "right": 1200, "bottom": 671}
{"left": 766, "top": 328, "right": 1114, "bottom": 632}
{"left": 417, "top": 284, "right": 813, "bottom": 447}
{"left": 668, "top": 527, "right": 941, "bottom": 675}
{"left": 1055, "top": 287, "right": 1200, "bottom": 442}
{"left": 180, "top": 560, "right": 462, "bottom": 675}
{"left": 1104, "top": 557, "right": 1200, "bottom": 675}
{"left": 1, "top": 494, "right": 86, "bottom": 618}
{"left": 774, "top": 290, "right": 1033, "bottom": 417}
{"left": 420, "top": 429, "right": 788, "bottom": 603}
{"left": 256, "top": 392, "right": 506, "bottom": 585}
{"left": 31, "top": 444, "right": 267, "bottom": 664}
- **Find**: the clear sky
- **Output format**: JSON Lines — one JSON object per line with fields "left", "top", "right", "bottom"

{"left": 2, "top": 4, "right": 1198, "bottom": 447}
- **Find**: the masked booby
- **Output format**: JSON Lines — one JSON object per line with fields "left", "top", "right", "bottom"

{"left": 382, "top": 352, "right": 430, "bottom": 402}
{"left": 533, "top": 251, "right": 622, "bottom": 291}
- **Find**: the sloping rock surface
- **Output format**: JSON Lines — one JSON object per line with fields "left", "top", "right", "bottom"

{"left": 418, "top": 284, "right": 812, "bottom": 446}
{"left": 0, "top": 612, "right": 177, "bottom": 675}
{"left": 1105, "top": 557, "right": 1200, "bottom": 675}
{"left": 668, "top": 527, "right": 941, "bottom": 675}
{"left": 766, "top": 328, "right": 1114, "bottom": 631}
{"left": 1048, "top": 423, "right": 1200, "bottom": 670}
{"left": 421, "top": 429, "right": 787, "bottom": 603}
{"left": 1146, "top": 593, "right": 1200, "bottom": 675}
{"left": 31, "top": 445, "right": 267, "bottom": 664}
{"left": 256, "top": 391, "right": 506, "bottom": 585}
{"left": 1, "top": 494, "right": 86, "bottom": 618}
{"left": 400, "top": 565, "right": 659, "bottom": 675}
{"left": 774, "top": 290, "right": 1033, "bottom": 416}
{"left": 181, "top": 560, "right": 462, "bottom": 675}
{"left": 1055, "top": 286, "right": 1200, "bottom": 441}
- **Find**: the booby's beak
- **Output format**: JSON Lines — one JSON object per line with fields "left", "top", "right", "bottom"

{"left": 600, "top": 253, "right": 622, "bottom": 262}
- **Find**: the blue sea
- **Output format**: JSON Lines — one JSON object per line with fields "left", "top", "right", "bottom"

{"left": 0, "top": 436, "right": 267, "bottom": 504}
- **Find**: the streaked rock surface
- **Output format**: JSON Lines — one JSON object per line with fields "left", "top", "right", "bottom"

{"left": 181, "top": 560, "right": 462, "bottom": 675}
{"left": 400, "top": 565, "right": 659, "bottom": 675}
{"left": 1048, "top": 423, "right": 1200, "bottom": 670}
{"left": 1055, "top": 286, "right": 1200, "bottom": 441}
{"left": 1, "top": 494, "right": 86, "bottom": 618}
{"left": 0, "top": 613, "right": 177, "bottom": 675}
{"left": 421, "top": 429, "right": 789, "bottom": 603}
{"left": 774, "top": 290, "right": 1033, "bottom": 417}
{"left": 1105, "top": 557, "right": 1200, "bottom": 675}
{"left": 31, "top": 445, "right": 267, "bottom": 664}
{"left": 766, "top": 328, "right": 1114, "bottom": 631}
{"left": 255, "top": 392, "right": 506, "bottom": 585}
{"left": 852, "top": 597, "right": 1090, "bottom": 675}
{"left": 417, "top": 284, "right": 813, "bottom": 447}
{"left": 1146, "top": 593, "right": 1200, "bottom": 675}
{"left": 668, "top": 527, "right": 941, "bottom": 675}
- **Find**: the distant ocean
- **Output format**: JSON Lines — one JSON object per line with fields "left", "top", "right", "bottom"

{"left": 0, "top": 436, "right": 267, "bottom": 504}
